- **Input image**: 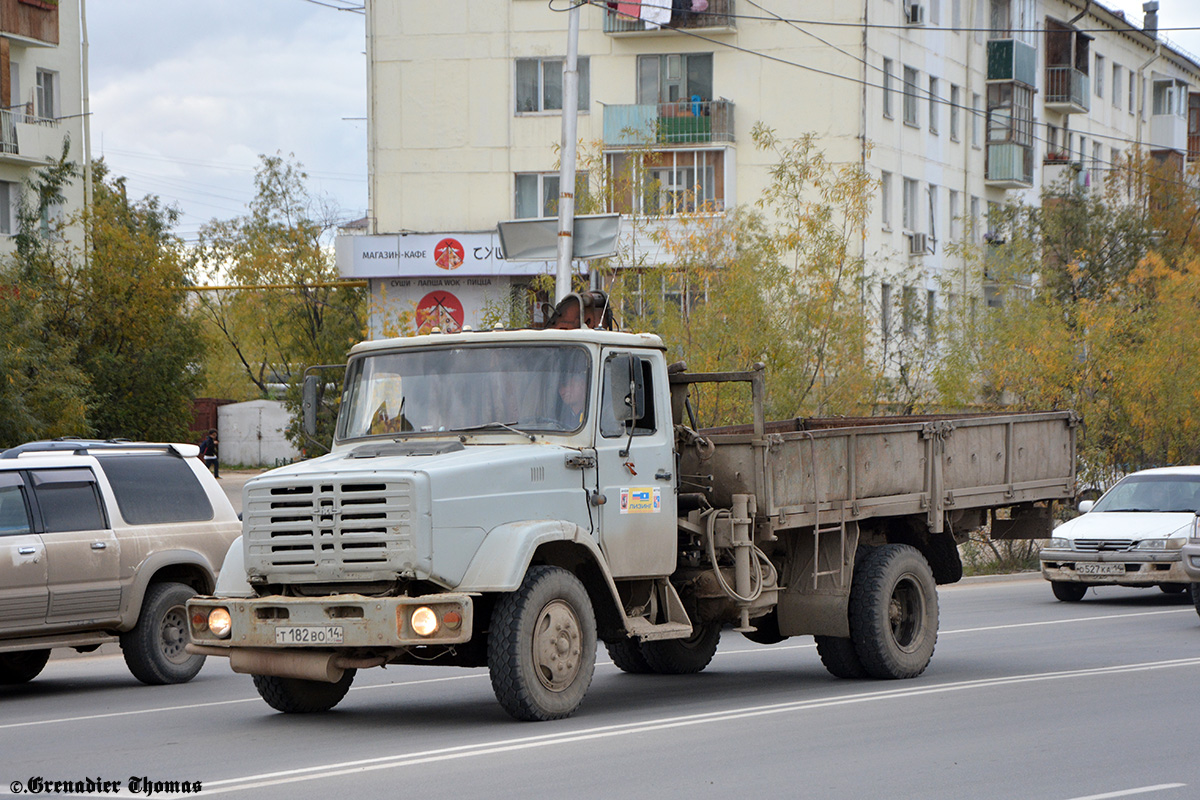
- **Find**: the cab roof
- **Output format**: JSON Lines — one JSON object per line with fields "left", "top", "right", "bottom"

{"left": 348, "top": 327, "right": 666, "bottom": 356}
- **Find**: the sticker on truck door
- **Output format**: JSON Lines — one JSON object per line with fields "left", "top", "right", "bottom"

{"left": 620, "top": 487, "right": 660, "bottom": 514}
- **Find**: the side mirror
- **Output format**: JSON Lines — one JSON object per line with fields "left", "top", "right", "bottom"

{"left": 302, "top": 375, "right": 319, "bottom": 437}
{"left": 609, "top": 355, "right": 645, "bottom": 423}
{"left": 1077, "top": 500, "right": 1094, "bottom": 513}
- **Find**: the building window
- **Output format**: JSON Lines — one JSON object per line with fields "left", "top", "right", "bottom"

{"left": 881, "top": 283, "right": 892, "bottom": 344}
{"left": 1129, "top": 69, "right": 1135, "bottom": 115}
{"left": 948, "top": 189, "right": 960, "bottom": 241}
{"left": 950, "top": 84, "right": 961, "bottom": 141}
{"left": 515, "top": 57, "right": 590, "bottom": 113}
{"left": 1092, "top": 142, "right": 1103, "bottom": 180}
{"left": 881, "top": 171, "right": 892, "bottom": 229}
{"left": 986, "top": 82, "right": 1034, "bottom": 146}
{"left": 0, "top": 181, "right": 17, "bottom": 235}
{"left": 637, "top": 53, "right": 713, "bottom": 106}
{"left": 928, "top": 77, "right": 939, "bottom": 134}
{"left": 927, "top": 183, "right": 939, "bottom": 245}
{"left": 1094, "top": 54, "right": 1105, "bottom": 98}
{"left": 969, "top": 195, "right": 980, "bottom": 244}
{"left": 901, "top": 285, "right": 918, "bottom": 338}
{"left": 972, "top": 92, "right": 982, "bottom": 147}
{"left": 903, "top": 66, "right": 920, "bottom": 127}
{"left": 883, "top": 58, "right": 894, "bottom": 119}
{"left": 605, "top": 149, "right": 725, "bottom": 217}
{"left": 514, "top": 172, "right": 588, "bottom": 219}
{"left": 952, "top": 0, "right": 962, "bottom": 29}
{"left": 35, "top": 69, "right": 56, "bottom": 120}
{"left": 1112, "top": 64, "right": 1122, "bottom": 109}
{"left": 902, "top": 177, "right": 919, "bottom": 232}
{"left": 926, "top": 289, "right": 936, "bottom": 342}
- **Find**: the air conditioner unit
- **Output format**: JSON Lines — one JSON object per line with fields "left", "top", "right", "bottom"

{"left": 905, "top": 3, "right": 926, "bottom": 26}
{"left": 908, "top": 232, "right": 929, "bottom": 256}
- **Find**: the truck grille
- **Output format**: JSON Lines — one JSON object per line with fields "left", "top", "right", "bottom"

{"left": 1073, "top": 539, "right": 1136, "bottom": 552}
{"left": 244, "top": 477, "right": 420, "bottom": 582}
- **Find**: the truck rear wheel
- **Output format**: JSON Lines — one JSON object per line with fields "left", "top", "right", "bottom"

{"left": 849, "top": 544, "right": 938, "bottom": 679}
{"left": 1051, "top": 581, "right": 1088, "bottom": 602}
{"left": 252, "top": 670, "right": 356, "bottom": 713}
{"left": 488, "top": 566, "right": 596, "bottom": 721}
{"left": 605, "top": 638, "right": 653, "bottom": 674}
{"left": 639, "top": 622, "right": 721, "bottom": 675}
{"left": 814, "top": 636, "right": 867, "bottom": 679}
{"left": 121, "top": 582, "right": 205, "bottom": 685}
{"left": 0, "top": 649, "right": 51, "bottom": 684}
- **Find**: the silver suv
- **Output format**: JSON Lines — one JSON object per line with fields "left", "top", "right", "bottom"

{"left": 0, "top": 440, "right": 241, "bottom": 685}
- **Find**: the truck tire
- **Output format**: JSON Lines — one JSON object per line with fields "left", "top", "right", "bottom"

{"left": 740, "top": 610, "right": 787, "bottom": 645}
{"left": 1192, "top": 584, "right": 1200, "bottom": 618}
{"left": 488, "top": 566, "right": 597, "bottom": 721}
{"left": 605, "top": 638, "right": 653, "bottom": 674}
{"left": 849, "top": 544, "right": 938, "bottom": 680}
{"left": 1159, "top": 583, "right": 1188, "bottom": 595}
{"left": 814, "top": 636, "right": 867, "bottom": 679}
{"left": 0, "top": 649, "right": 51, "bottom": 684}
{"left": 639, "top": 622, "right": 721, "bottom": 675}
{"left": 1051, "top": 581, "right": 1088, "bottom": 602}
{"left": 252, "top": 670, "right": 357, "bottom": 713}
{"left": 925, "top": 532, "right": 963, "bottom": 585}
{"left": 120, "top": 582, "right": 205, "bottom": 685}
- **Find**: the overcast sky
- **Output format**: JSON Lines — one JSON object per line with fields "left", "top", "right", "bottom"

{"left": 84, "top": 1, "right": 1200, "bottom": 244}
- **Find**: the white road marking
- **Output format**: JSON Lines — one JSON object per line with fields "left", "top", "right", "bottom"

{"left": 1066, "top": 784, "right": 1188, "bottom": 800}
{"left": 152, "top": 657, "right": 1200, "bottom": 797}
{"left": 6, "top": 605, "right": 1193, "bottom": 731}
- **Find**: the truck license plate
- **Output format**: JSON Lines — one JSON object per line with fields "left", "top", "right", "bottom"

{"left": 1076, "top": 562, "right": 1125, "bottom": 576}
{"left": 275, "top": 626, "right": 345, "bottom": 645}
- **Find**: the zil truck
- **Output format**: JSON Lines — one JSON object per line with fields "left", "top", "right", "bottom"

{"left": 186, "top": 324, "right": 1078, "bottom": 721}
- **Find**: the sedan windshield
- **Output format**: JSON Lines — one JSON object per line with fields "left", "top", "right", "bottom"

{"left": 337, "top": 344, "right": 591, "bottom": 440}
{"left": 1091, "top": 474, "right": 1200, "bottom": 513}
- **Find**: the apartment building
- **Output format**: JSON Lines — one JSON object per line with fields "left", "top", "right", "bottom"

{"left": 0, "top": 0, "right": 86, "bottom": 250}
{"left": 344, "top": 0, "right": 1200, "bottom": 336}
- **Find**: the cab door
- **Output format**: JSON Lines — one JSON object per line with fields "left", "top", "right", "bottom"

{"left": 594, "top": 351, "right": 677, "bottom": 577}
{"left": 0, "top": 473, "right": 48, "bottom": 634}
{"left": 28, "top": 468, "right": 123, "bottom": 628}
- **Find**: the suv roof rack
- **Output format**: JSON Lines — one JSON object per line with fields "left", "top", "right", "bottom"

{"left": 0, "top": 440, "right": 190, "bottom": 459}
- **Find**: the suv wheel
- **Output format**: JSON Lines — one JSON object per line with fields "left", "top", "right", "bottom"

{"left": 0, "top": 649, "right": 51, "bottom": 684}
{"left": 120, "top": 582, "right": 205, "bottom": 685}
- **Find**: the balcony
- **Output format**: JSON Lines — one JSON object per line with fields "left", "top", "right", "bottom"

{"left": 0, "top": 0, "right": 59, "bottom": 45}
{"left": 1043, "top": 156, "right": 1084, "bottom": 192}
{"left": 1150, "top": 112, "right": 1187, "bottom": 154}
{"left": 603, "top": 0, "right": 735, "bottom": 35}
{"left": 987, "top": 39, "right": 1036, "bottom": 88}
{"left": 986, "top": 142, "right": 1034, "bottom": 188}
{"left": 0, "top": 106, "right": 65, "bottom": 164}
{"left": 603, "top": 100, "right": 734, "bottom": 147}
{"left": 1044, "top": 66, "right": 1089, "bottom": 113}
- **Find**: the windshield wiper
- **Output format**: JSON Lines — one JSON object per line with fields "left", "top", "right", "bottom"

{"left": 454, "top": 421, "right": 536, "bottom": 442}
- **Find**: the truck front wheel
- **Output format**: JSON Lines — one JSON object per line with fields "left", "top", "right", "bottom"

{"left": 849, "top": 544, "right": 938, "bottom": 679}
{"left": 252, "top": 670, "right": 356, "bottom": 713}
{"left": 488, "top": 566, "right": 597, "bottom": 721}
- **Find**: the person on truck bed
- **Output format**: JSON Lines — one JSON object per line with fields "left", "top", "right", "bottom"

{"left": 545, "top": 291, "right": 613, "bottom": 330}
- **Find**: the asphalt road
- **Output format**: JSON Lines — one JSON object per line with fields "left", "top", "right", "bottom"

{"left": 3, "top": 578, "right": 1198, "bottom": 800}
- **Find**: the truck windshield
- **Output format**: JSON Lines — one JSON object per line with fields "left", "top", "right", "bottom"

{"left": 1091, "top": 474, "right": 1200, "bottom": 513}
{"left": 337, "top": 344, "right": 591, "bottom": 440}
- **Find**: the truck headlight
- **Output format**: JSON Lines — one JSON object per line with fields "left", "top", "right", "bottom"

{"left": 1044, "top": 538, "right": 1070, "bottom": 550}
{"left": 208, "top": 607, "right": 232, "bottom": 639}
{"left": 410, "top": 606, "right": 439, "bottom": 637}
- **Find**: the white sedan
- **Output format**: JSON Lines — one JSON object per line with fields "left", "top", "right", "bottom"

{"left": 1039, "top": 467, "right": 1200, "bottom": 601}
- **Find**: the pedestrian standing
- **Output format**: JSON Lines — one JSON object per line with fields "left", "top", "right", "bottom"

{"left": 199, "top": 428, "right": 220, "bottom": 478}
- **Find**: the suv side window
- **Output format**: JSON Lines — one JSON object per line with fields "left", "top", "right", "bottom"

{"left": 28, "top": 468, "right": 107, "bottom": 532}
{"left": 98, "top": 454, "right": 214, "bottom": 524}
{"left": 600, "top": 354, "right": 657, "bottom": 439}
{"left": 0, "top": 473, "right": 31, "bottom": 535}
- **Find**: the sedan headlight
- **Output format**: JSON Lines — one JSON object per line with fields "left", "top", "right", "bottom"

{"left": 1044, "top": 537, "right": 1071, "bottom": 550}
{"left": 1134, "top": 537, "right": 1188, "bottom": 551}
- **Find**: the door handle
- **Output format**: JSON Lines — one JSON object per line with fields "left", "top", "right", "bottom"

{"left": 655, "top": 470, "right": 673, "bottom": 481}
{"left": 18, "top": 546, "right": 37, "bottom": 555}
{"left": 91, "top": 542, "right": 108, "bottom": 550}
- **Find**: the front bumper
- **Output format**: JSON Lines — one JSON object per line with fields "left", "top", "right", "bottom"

{"left": 186, "top": 593, "right": 474, "bottom": 650}
{"left": 1040, "top": 549, "right": 1189, "bottom": 585}
{"left": 1179, "top": 543, "right": 1200, "bottom": 581}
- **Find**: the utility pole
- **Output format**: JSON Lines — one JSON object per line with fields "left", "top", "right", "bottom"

{"left": 554, "top": 4, "right": 581, "bottom": 303}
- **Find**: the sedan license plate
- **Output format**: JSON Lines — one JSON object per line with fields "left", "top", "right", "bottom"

{"left": 1076, "top": 562, "right": 1125, "bottom": 576}
{"left": 275, "top": 626, "right": 344, "bottom": 645}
